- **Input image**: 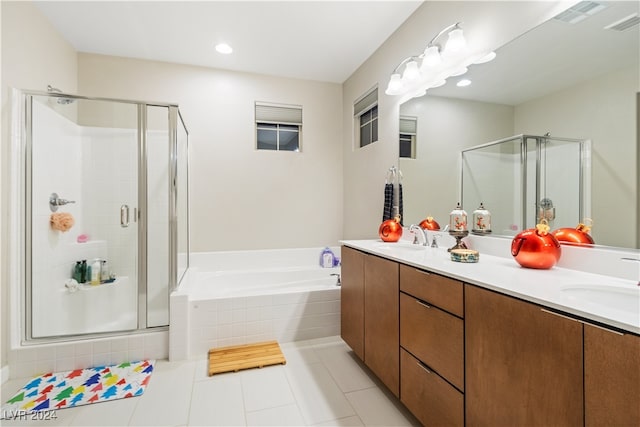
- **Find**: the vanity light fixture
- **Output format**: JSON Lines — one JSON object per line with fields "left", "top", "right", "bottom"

{"left": 385, "top": 22, "right": 496, "bottom": 99}
{"left": 215, "top": 43, "right": 233, "bottom": 54}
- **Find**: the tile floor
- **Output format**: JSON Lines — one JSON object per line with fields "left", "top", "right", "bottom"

{"left": 1, "top": 336, "right": 420, "bottom": 426}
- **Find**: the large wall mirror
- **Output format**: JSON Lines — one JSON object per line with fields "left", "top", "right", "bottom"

{"left": 399, "top": 0, "right": 639, "bottom": 249}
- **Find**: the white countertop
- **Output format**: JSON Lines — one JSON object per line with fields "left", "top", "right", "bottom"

{"left": 341, "top": 239, "right": 640, "bottom": 335}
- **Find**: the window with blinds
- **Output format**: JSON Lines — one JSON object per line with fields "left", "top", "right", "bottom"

{"left": 255, "top": 102, "right": 302, "bottom": 151}
{"left": 354, "top": 87, "right": 378, "bottom": 148}
{"left": 399, "top": 115, "right": 417, "bottom": 159}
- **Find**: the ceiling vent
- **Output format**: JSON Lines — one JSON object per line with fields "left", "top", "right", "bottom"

{"left": 553, "top": 1, "right": 607, "bottom": 24}
{"left": 604, "top": 13, "right": 640, "bottom": 32}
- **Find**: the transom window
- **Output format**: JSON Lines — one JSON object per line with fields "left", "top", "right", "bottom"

{"left": 354, "top": 87, "right": 378, "bottom": 148}
{"left": 255, "top": 102, "right": 302, "bottom": 152}
{"left": 399, "top": 116, "right": 417, "bottom": 159}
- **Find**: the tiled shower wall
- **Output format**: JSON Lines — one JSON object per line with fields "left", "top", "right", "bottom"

{"left": 31, "top": 100, "right": 138, "bottom": 337}
{"left": 8, "top": 332, "right": 168, "bottom": 380}
{"left": 16, "top": 99, "right": 171, "bottom": 378}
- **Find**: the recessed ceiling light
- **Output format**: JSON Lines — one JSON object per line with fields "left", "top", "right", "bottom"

{"left": 457, "top": 79, "right": 472, "bottom": 87}
{"left": 215, "top": 43, "right": 233, "bottom": 54}
{"left": 473, "top": 51, "right": 496, "bottom": 64}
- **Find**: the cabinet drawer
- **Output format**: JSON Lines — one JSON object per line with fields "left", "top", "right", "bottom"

{"left": 400, "top": 264, "right": 463, "bottom": 317}
{"left": 401, "top": 348, "right": 463, "bottom": 427}
{"left": 400, "top": 292, "right": 464, "bottom": 390}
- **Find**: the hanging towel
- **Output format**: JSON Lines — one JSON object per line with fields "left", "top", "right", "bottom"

{"left": 383, "top": 183, "right": 394, "bottom": 222}
{"left": 398, "top": 183, "right": 404, "bottom": 226}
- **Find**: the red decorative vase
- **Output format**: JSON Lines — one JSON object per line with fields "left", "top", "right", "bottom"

{"left": 552, "top": 222, "right": 595, "bottom": 245}
{"left": 379, "top": 217, "right": 403, "bottom": 242}
{"left": 419, "top": 216, "right": 440, "bottom": 231}
{"left": 511, "top": 223, "right": 561, "bottom": 269}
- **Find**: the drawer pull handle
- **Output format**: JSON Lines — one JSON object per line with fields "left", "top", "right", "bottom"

{"left": 540, "top": 308, "right": 580, "bottom": 323}
{"left": 415, "top": 268, "right": 431, "bottom": 276}
{"left": 541, "top": 309, "right": 624, "bottom": 335}
{"left": 416, "top": 300, "right": 431, "bottom": 309}
{"left": 416, "top": 361, "right": 432, "bottom": 374}
{"left": 583, "top": 321, "right": 625, "bottom": 336}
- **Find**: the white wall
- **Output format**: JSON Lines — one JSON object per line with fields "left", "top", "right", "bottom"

{"left": 77, "top": 53, "right": 344, "bottom": 253}
{"left": 399, "top": 96, "right": 514, "bottom": 226}
{"left": 1, "top": 0, "right": 78, "bottom": 375}
{"left": 342, "top": 1, "right": 576, "bottom": 240}
{"left": 514, "top": 64, "right": 639, "bottom": 248}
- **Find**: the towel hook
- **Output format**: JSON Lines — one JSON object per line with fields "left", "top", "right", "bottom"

{"left": 49, "top": 193, "right": 76, "bottom": 212}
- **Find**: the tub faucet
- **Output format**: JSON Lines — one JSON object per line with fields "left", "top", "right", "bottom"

{"left": 331, "top": 273, "right": 341, "bottom": 286}
{"left": 409, "top": 224, "right": 428, "bottom": 246}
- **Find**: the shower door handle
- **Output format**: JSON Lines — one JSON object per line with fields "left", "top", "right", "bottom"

{"left": 120, "top": 205, "right": 130, "bottom": 228}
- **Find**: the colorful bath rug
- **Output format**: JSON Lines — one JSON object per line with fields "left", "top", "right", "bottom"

{"left": 1, "top": 360, "right": 154, "bottom": 417}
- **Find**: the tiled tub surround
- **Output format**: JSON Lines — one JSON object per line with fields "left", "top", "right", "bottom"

{"left": 170, "top": 248, "right": 342, "bottom": 360}
{"left": 342, "top": 236, "right": 640, "bottom": 334}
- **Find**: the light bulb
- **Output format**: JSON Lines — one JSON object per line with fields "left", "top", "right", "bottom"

{"left": 402, "top": 60, "right": 420, "bottom": 82}
{"left": 457, "top": 79, "right": 472, "bottom": 87}
{"left": 421, "top": 46, "right": 441, "bottom": 69}
{"left": 445, "top": 28, "right": 466, "bottom": 53}
{"left": 215, "top": 43, "right": 233, "bottom": 54}
{"left": 385, "top": 73, "right": 403, "bottom": 95}
{"left": 472, "top": 51, "right": 496, "bottom": 64}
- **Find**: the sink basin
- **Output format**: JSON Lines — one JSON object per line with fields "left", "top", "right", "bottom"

{"left": 561, "top": 285, "right": 640, "bottom": 316}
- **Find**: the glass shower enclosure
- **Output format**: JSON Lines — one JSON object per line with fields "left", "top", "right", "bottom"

{"left": 461, "top": 134, "right": 590, "bottom": 236}
{"left": 17, "top": 90, "right": 189, "bottom": 340}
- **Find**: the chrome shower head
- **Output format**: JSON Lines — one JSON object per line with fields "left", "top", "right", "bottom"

{"left": 56, "top": 97, "right": 75, "bottom": 105}
{"left": 47, "top": 84, "right": 75, "bottom": 105}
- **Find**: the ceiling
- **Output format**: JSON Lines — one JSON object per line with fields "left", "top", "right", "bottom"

{"left": 428, "top": 0, "right": 639, "bottom": 105}
{"left": 34, "top": 1, "right": 423, "bottom": 84}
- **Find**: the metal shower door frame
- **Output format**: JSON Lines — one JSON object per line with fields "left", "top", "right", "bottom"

{"left": 17, "top": 89, "right": 185, "bottom": 343}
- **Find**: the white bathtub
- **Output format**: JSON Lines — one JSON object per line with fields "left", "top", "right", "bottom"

{"left": 169, "top": 247, "right": 341, "bottom": 360}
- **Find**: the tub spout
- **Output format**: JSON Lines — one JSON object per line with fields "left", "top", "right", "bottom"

{"left": 331, "top": 273, "right": 341, "bottom": 286}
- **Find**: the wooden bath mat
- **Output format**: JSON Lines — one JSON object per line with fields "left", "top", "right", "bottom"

{"left": 208, "top": 341, "right": 286, "bottom": 376}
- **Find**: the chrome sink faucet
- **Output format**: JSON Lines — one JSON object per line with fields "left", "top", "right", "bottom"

{"left": 430, "top": 233, "right": 440, "bottom": 248}
{"left": 409, "top": 224, "right": 428, "bottom": 246}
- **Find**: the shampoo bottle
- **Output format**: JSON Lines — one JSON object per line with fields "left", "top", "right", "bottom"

{"left": 101, "top": 260, "right": 109, "bottom": 282}
{"left": 91, "top": 259, "right": 101, "bottom": 285}
{"left": 80, "top": 260, "right": 87, "bottom": 283}
{"left": 72, "top": 261, "right": 82, "bottom": 282}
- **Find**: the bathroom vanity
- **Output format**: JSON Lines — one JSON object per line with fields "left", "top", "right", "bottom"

{"left": 340, "top": 240, "right": 639, "bottom": 427}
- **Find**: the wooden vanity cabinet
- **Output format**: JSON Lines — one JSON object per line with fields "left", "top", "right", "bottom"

{"left": 340, "top": 246, "right": 399, "bottom": 397}
{"left": 465, "top": 285, "right": 584, "bottom": 427}
{"left": 342, "top": 245, "right": 639, "bottom": 427}
{"left": 363, "top": 253, "right": 399, "bottom": 397}
{"left": 401, "top": 348, "right": 463, "bottom": 427}
{"left": 399, "top": 265, "right": 463, "bottom": 317}
{"left": 340, "top": 246, "right": 365, "bottom": 360}
{"left": 584, "top": 324, "right": 640, "bottom": 427}
{"left": 399, "top": 265, "right": 464, "bottom": 427}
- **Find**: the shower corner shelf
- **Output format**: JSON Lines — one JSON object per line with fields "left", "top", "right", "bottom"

{"left": 65, "top": 276, "right": 128, "bottom": 293}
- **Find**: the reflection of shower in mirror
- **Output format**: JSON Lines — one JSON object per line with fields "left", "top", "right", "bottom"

{"left": 539, "top": 198, "right": 556, "bottom": 227}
